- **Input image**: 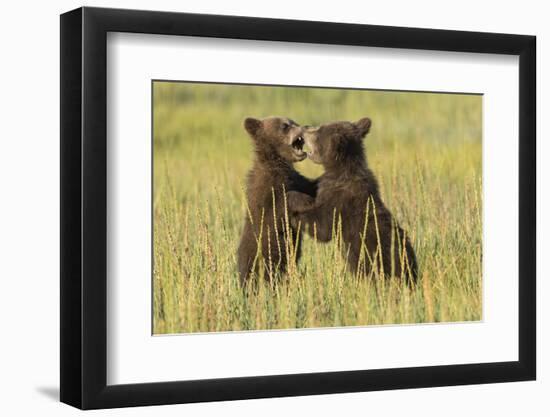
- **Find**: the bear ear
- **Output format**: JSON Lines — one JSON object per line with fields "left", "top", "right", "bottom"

{"left": 244, "top": 117, "right": 262, "bottom": 136}
{"left": 355, "top": 117, "right": 372, "bottom": 138}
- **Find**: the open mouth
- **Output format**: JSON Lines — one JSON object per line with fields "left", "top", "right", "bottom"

{"left": 292, "top": 135, "right": 305, "bottom": 151}
{"left": 291, "top": 135, "right": 307, "bottom": 160}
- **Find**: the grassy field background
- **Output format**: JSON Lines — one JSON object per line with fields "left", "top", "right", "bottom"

{"left": 153, "top": 81, "right": 482, "bottom": 334}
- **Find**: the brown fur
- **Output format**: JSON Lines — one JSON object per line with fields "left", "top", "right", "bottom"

{"left": 237, "top": 117, "right": 317, "bottom": 285}
{"left": 287, "top": 118, "right": 418, "bottom": 283}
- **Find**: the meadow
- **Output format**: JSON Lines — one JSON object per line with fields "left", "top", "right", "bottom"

{"left": 152, "top": 82, "right": 482, "bottom": 334}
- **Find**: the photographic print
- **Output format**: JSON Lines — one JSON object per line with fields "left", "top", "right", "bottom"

{"left": 152, "top": 81, "right": 482, "bottom": 335}
{"left": 60, "top": 8, "right": 536, "bottom": 407}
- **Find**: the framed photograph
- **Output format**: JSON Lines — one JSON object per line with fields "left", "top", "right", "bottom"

{"left": 60, "top": 6, "right": 536, "bottom": 409}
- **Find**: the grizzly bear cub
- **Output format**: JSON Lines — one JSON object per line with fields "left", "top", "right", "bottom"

{"left": 237, "top": 116, "right": 317, "bottom": 285}
{"left": 287, "top": 118, "right": 417, "bottom": 283}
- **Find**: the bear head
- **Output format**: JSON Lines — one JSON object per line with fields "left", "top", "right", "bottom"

{"left": 244, "top": 116, "right": 307, "bottom": 163}
{"left": 302, "top": 117, "right": 372, "bottom": 168}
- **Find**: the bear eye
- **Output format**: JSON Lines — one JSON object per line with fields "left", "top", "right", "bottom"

{"left": 281, "top": 122, "right": 290, "bottom": 132}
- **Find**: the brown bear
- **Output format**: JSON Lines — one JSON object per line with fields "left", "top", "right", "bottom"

{"left": 287, "top": 118, "right": 418, "bottom": 283}
{"left": 237, "top": 116, "right": 317, "bottom": 285}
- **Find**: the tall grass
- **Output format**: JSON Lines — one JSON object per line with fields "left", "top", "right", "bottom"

{"left": 153, "top": 82, "right": 482, "bottom": 334}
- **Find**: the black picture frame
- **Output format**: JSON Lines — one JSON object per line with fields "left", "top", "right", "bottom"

{"left": 60, "top": 6, "right": 536, "bottom": 410}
